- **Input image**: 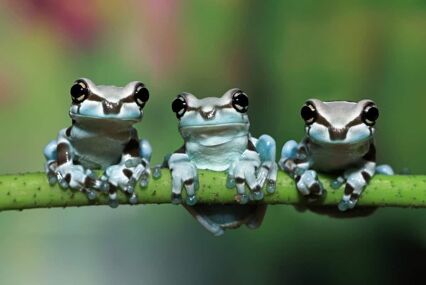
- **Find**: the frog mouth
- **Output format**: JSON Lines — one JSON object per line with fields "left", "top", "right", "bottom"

{"left": 307, "top": 126, "right": 373, "bottom": 146}
{"left": 70, "top": 112, "right": 141, "bottom": 123}
{"left": 309, "top": 135, "right": 371, "bottom": 146}
{"left": 179, "top": 122, "right": 248, "bottom": 130}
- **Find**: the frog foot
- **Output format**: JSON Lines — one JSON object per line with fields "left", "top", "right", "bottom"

{"left": 278, "top": 140, "right": 299, "bottom": 171}
{"left": 102, "top": 158, "right": 150, "bottom": 205}
{"left": 256, "top": 161, "right": 278, "bottom": 194}
{"left": 331, "top": 176, "right": 345, "bottom": 189}
{"left": 152, "top": 165, "right": 163, "bottom": 180}
{"left": 169, "top": 154, "right": 199, "bottom": 205}
{"left": 295, "top": 170, "right": 324, "bottom": 200}
{"left": 375, "top": 164, "right": 394, "bottom": 176}
{"left": 337, "top": 166, "right": 374, "bottom": 211}
{"left": 228, "top": 153, "right": 263, "bottom": 204}
{"left": 45, "top": 161, "right": 105, "bottom": 200}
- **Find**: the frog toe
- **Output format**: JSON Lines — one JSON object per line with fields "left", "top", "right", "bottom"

{"left": 235, "top": 193, "right": 249, "bottom": 204}
{"left": 338, "top": 199, "right": 355, "bottom": 212}
{"left": 256, "top": 161, "right": 278, "bottom": 192}
{"left": 251, "top": 189, "right": 264, "bottom": 201}
{"left": 265, "top": 162, "right": 278, "bottom": 193}
{"left": 375, "top": 164, "right": 394, "bottom": 176}
{"left": 140, "top": 175, "right": 149, "bottom": 188}
{"left": 108, "top": 192, "right": 119, "bottom": 208}
{"left": 129, "top": 193, "right": 138, "bottom": 205}
{"left": 86, "top": 190, "right": 97, "bottom": 200}
{"left": 171, "top": 193, "right": 182, "bottom": 204}
{"left": 170, "top": 162, "right": 198, "bottom": 205}
{"left": 331, "top": 176, "right": 345, "bottom": 189}
{"left": 152, "top": 166, "right": 162, "bottom": 180}
{"left": 45, "top": 161, "right": 58, "bottom": 185}
{"left": 186, "top": 194, "right": 197, "bottom": 206}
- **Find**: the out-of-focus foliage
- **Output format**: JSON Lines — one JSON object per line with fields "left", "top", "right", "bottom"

{"left": 0, "top": 1, "right": 424, "bottom": 284}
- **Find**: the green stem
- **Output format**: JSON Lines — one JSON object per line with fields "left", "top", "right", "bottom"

{"left": 0, "top": 171, "right": 424, "bottom": 211}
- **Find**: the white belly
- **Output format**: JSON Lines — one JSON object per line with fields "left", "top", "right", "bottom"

{"left": 308, "top": 140, "right": 371, "bottom": 173}
{"left": 69, "top": 126, "right": 133, "bottom": 169}
{"left": 186, "top": 135, "right": 249, "bottom": 171}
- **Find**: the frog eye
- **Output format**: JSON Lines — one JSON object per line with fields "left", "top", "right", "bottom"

{"left": 70, "top": 80, "right": 89, "bottom": 103}
{"left": 362, "top": 104, "right": 379, "bottom": 126}
{"left": 134, "top": 84, "right": 150, "bottom": 108}
{"left": 232, "top": 90, "right": 249, "bottom": 113}
{"left": 172, "top": 95, "right": 187, "bottom": 119}
{"left": 300, "top": 103, "right": 317, "bottom": 125}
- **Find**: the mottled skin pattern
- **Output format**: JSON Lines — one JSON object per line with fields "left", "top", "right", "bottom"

{"left": 279, "top": 99, "right": 393, "bottom": 211}
{"left": 160, "top": 89, "right": 278, "bottom": 236}
{"left": 44, "top": 78, "right": 152, "bottom": 207}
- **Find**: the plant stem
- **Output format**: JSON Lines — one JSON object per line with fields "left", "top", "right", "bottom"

{"left": 0, "top": 171, "right": 424, "bottom": 211}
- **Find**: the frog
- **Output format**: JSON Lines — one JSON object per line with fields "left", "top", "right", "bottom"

{"left": 157, "top": 89, "right": 278, "bottom": 236}
{"left": 279, "top": 99, "right": 394, "bottom": 211}
{"left": 43, "top": 78, "right": 152, "bottom": 207}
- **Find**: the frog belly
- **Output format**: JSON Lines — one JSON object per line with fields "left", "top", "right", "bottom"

{"left": 70, "top": 134, "right": 128, "bottom": 169}
{"left": 309, "top": 141, "right": 370, "bottom": 173}
{"left": 185, "top": 135, "right": 248, "bottom": 171}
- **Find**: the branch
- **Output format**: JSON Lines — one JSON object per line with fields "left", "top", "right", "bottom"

{"left": 0, "top": 171, "right": 424, "bottom": 211}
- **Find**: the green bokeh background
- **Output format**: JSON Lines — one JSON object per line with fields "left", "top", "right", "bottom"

{"left": 0, "top": 1, "right": 425, "bottom": 284}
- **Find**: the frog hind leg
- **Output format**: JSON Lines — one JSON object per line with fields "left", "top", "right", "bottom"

{"left": 43, "top": 140, "right": 58, "bottom": 185}
{"left": 245, "top": 204, "right": 267, "bottom": 229}
{"left": 183, "top": 204, "right": 263, "bottom": 236}
{"left": 254, "top": 135, "right": 278, "bottom": 193}
{"left": 102, "top": 138, "right": 152, "bottom": 206}
{"left": 183, "top": 205, "right": 225, "bottom": 236}
{"left": 375, "top": 164, "right": 394, "bottom": 175}
{"left": 43, "top": 138, "right": 105, "bottom": 199}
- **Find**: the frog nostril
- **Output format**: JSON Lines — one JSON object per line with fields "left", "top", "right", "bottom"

{"left": 329, "top": 127, "right": 348, "bottom": 141}
{"left": 200, "top": 109, "right": 216, "bottom": 120}
{"left": 102, "top": 100, "right": 121, "bottom": 115}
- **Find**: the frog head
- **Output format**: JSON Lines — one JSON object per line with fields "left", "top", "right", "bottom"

{"left": 69, "top": 78, "right": 149, "bottom": 125}
{"left": 171, "top": 89, "right": 250, "bottom": 146}
{"left": 300, "top": 99, "right": 379, "bottom": 145}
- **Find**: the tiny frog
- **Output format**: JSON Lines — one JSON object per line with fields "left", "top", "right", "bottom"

{"left": 279, "top": 99, "right": 393, "bottom": 211}
{"left": 160, "top": 89, "right": 278, "bottom": 236}
{"left": 44, "top": 78, "right": 152, "bottom": 207}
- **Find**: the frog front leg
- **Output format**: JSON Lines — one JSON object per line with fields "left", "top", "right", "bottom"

{"left": 227, "top": 150, "right": 263, "bottom": 204}
{"left": 279, "top": 139, "right": 324, "bottom": 199}
{"left": 335, "top": 144, "right": 376, "bottom": 211}
{"left": 43, "top": 138, "right": 106, "bottom": 199}
{"left": 168, "top": 151, "right": 199, "bottom": 205}
{"left": 253, "top": 134, "right": 278, "bottom": 194}
{"left": 102, "top": 138, "right": 152, "bottom": 207}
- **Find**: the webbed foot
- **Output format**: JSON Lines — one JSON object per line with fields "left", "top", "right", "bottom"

{"left": 168, "top": 154, "right": 199, "bottom": 205}
{"left": 228, "top": 151, "right": 263, "bottom": 204}
{"left": 337, "top": 163, "right": 375, "bottom": 211}
{"left": 295, "top": 170, "right": 324, "bottom": 200}
{"left": 45, "top": 161, "right": 106, "bottom": 200}
{"left": 102, "top": 157, "right": 150, "bottom": 206}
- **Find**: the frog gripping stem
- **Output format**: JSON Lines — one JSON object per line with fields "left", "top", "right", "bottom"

{"left": 0, "top": 171, "right": 424, "bottom": 211}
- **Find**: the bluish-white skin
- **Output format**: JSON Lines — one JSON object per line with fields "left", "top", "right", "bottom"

{"left": 279, "top": 99, "right": 394, "bottom": 211}
{"left": 161, "top": 89, "right": 278, "bottom": 236}
{"left": 43, "top": 78, "right": 152, "bottom": 207}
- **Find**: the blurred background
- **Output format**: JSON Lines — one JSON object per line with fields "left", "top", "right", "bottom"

{"left": 0, "top": 0, "right": 425, "bottom": 284}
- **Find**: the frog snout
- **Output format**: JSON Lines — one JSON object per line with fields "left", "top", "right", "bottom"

{"left": 200, "top": 107, "right": 216, "bottom": 120}
{"left": 328, "top": 127, "right": 348, "bottom": 141}
{"left": 102, "top": 100, "right": 122, "bottom": 115}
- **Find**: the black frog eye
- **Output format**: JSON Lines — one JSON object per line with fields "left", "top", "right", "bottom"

{"left": 300, "top": 103, "right": 317, "bottom": 125}
{"left": 172, "top": 95, "right": 187, "bottom": 119}
{"left": 134, "top": 84, "right": 149, "bottom": 108}
{"left": 70, "top": 80, "right": 89, "bottom": 103}
{"left": 362, "top": 104, "right": 379, "bottom": 126}
{"left": 232, "top": 90, "right": 249, "bottom": 113}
